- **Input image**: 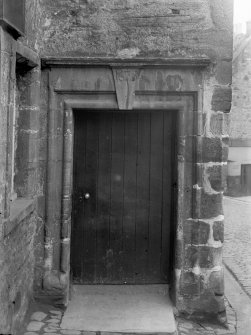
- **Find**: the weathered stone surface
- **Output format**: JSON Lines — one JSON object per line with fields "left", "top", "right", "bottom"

{"left": 207, "top": 164, "right": 227, "bottom": 192}
{"left": 210, "top": 112, "right": 230, "bottom": 137}
{"left": 44, "top": 327, "right": 59, "bottom": 332}
{"left": 61, "top": 330, "right": 81, "bottom": 335}
{"left": 0, "top": 0, "right": 233, "bottom": 330}
{"left": 213, "top": 221, "right": 224, "bottom": 243}
{"left": 201, "top": 137, "right": 228, "bottom": 163}
{"left": 38, "top": 0, "right": 233, "bottom": 60}
{"left": 200, "top": 191, "right": 223, "bottom": 219}
{"left": 185, "top": 246, "right": 222, "bottom": 269}
{"left": 31, "top": 311, "right": 47, "bottom": 321}
{"left": 209, "top": 270, "right": 224, "bottom": 296}
{"left": 27, "top": 321, "right": 44, "bottom": 331}
{"left": 180, "top": 271, "right": 201, "bottom": 296}
{"left": 50, "top": 310, "right": 62, "bottom": 315}
{"left": 215, "top": 60, "right": 233, "bottom": 85}
{"left": 211, "top": 86, "right": 232, "bottom": 112}
{"left": 46, "top": 318, "right": 60, "bottom": 324}
{"left": 184, "top": 220, "right": 210, "bottom": 245}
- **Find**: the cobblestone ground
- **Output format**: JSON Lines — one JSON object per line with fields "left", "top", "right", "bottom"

{"left": 223, "top": 196, "right": 251, "bottom": 298}
{"left": 20, "top": 298, "right": 236, "bottom": 335}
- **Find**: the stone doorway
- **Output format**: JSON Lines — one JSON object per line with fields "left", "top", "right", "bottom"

{"left": 41, "top": 58, "right": 207, "bottom": 316}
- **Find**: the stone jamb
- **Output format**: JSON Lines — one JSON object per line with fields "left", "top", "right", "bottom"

{"left": 44, "top": 94, "right": 198, "bottom": 306}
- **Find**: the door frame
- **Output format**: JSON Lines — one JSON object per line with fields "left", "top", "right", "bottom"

{"left": 41, "top": 58, "right": 208, "bottom": 305}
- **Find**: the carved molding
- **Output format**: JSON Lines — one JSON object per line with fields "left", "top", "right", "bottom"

{"left": 112, "top": 68, "right": 141, "bottom": 110}
{"left": 41, "top": 57, "right": 211, "bottom": 69}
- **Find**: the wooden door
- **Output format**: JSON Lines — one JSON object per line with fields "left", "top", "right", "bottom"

{"left": 71, "top": 111, "right": 175, "bottom": 284}
{"left": 241, "top": 164, "right": 251, "bottom": 195}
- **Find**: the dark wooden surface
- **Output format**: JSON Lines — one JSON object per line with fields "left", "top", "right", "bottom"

{"left": 71, "top": 111, "right": 174, "bottom": 284}
{"left": 241, "top": 164, "right": 251, "bottom": 195}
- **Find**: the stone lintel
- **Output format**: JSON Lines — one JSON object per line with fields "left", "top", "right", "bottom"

{"left": 41, "top": 57, "right": 211, "bottom": 69}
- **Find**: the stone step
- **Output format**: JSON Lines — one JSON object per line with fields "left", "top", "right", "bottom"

{"left": 60, "top": 285, "right": 177, "bottom": 335}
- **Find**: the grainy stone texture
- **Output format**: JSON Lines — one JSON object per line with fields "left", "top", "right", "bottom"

{"left": 38, "top": 0, "right": 233, "bottom": 59}
{"left": 0, "top": 0, "right": 233, "bottom": 332}
{"left": 37, "top": 0, "right": 233, "bottom": 324}
{"left": 0, "top": 1, "right": 42, "bottom": 332}
{"left": 31, "top": 312, "right": 47, "bottom": 322}
{"left": 20, "top": 302, "right": 237, "bottom": 335}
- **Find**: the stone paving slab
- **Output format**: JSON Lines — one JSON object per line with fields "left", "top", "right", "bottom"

{"left": 61, "top": 285, "right": 175, "bottom": 333}
{"left": 19, "top": 296, "right": 236, "bottom": 335}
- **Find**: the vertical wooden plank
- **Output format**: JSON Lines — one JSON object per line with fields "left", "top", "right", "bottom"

{"left": 96, "top": 112, "right": 112, "bottom": 283}
{"left": 109, "top": 112, "right": 125, "bottom": 282}
{"left": 82, "top": 112, "right": 99, "bottom": 283}
{"left": 135, "top": 112, "right": 151, "bottom": 283}
{"left": 123, "top": 112, "right": 138, "bottom": 283}
{"left": 72, "top": 110, "right": 172, "bottom": 284}
{"left": 161, "top": 111, "right": 173, "bottom": 282}
{"left": 71, "top": 112, "right": 87, "bottom": 282}
{"left": 148, "top": 111, "right": 164, "bottom": 282}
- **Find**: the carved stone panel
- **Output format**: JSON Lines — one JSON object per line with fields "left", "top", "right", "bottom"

{"left": 112, "top": 68, "right": 141, "bottom": 109}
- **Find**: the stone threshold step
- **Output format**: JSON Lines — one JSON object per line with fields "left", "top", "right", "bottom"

{"left": 61, "top": 285, "right": 177, "bottom": 335}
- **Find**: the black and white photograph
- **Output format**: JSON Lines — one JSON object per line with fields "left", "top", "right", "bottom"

{"left": 0, "top": 1, "right": 250, "bottom": 334}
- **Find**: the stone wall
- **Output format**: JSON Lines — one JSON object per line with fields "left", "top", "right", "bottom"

{"left": 37, "top": 0, "right": 233, "bottom": 323}
{"left": 0, "top": 0, "right": 42, "bottom": 332}
{"left": 0, "top": 206, "right": 36, "bottom": 334}
{"left": 39, "top": 0, "right": 233, "bottom": 323}
{"left": 38, "top": 0, "right": 232, "bottom": 60}
{"left": 0, "top": 0, "right": 233, "bottom": 331}
{"left": 230, "top": 36, "right": 251, "bottom": 142}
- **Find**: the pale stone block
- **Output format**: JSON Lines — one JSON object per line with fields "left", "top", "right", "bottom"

{"left": 31, "top": 311, "right": 47, "bottom": 321}
{"left": 46, "top": 318, "right": 60, "bottom": 323}
{"left": 27, "top": 321, "right": 44, "bottom": 331}
{"left": 43, "top": 327, "right": 59, "bottom": 332}
{"left": 61, "top": 330, "right": 81, "bottom": 335}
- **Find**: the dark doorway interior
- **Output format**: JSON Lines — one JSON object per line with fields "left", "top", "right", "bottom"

{"left": 241, "top": 164, "right": 251, "bottom": 195}
{"left": 71, "top": 110, "right": 176, "bottom": 284}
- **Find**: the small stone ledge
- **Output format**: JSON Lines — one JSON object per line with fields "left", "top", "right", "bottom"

{"left": 16, "top": 40, "right": 40, "bottom": 71}
{"left": 4, "top": 198, "right": 35, "bottom": 237}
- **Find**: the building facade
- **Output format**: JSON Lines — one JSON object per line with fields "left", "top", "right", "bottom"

{"left": 0, "top": 0, "right": 233, "bottom": 333}
{"left": 227, "top": 21, "right": 251, "bottom": 196}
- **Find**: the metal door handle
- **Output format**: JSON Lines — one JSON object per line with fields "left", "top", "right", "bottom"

{"left": 84, "top": 193, "right": 90, "bottom": 199}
